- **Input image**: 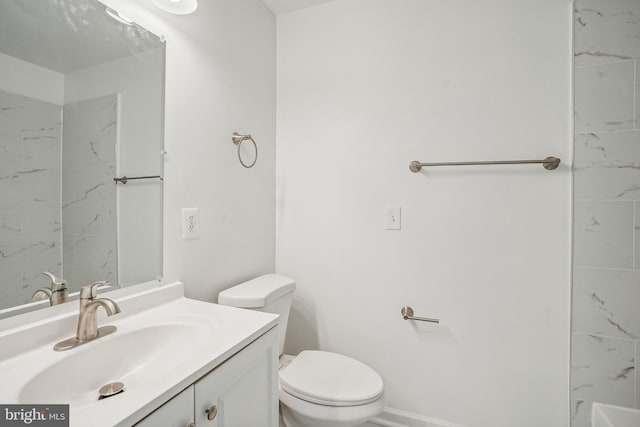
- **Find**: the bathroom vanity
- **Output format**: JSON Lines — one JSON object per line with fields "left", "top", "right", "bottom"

{"left": 136, "top": 328, "right": 276, "bottom": 427}
{"left": 0, "top": 282, "right": 280, "bottom": 427}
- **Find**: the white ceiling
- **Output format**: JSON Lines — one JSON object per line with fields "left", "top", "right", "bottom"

{"left": 0, "top": 0, "right": 163, "bottom": 74}
{"left": 261, "top": 0, "right": 335, "bottom": 15}
{"left": 1, "top": 0, "right": 330, "bottom": 74}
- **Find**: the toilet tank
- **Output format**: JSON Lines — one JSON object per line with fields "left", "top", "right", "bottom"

{"left": 218, "top": 274, "right": 295, "bottom": 356}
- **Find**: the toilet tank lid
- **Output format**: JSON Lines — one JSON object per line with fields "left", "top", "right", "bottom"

{"left": 218, "top": 274, "right": 296, "bottom": 308}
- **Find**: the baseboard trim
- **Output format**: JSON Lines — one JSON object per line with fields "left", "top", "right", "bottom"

{"left": 370, "top": 407, "right": 467, "bottom": 427}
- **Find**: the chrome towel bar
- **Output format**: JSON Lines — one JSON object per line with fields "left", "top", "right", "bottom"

{"left": 401, "top": 306, "right": 439, "bottom": 323}
{"left": 113, "top": 175, "right": 163, "bottom": 184}
{"left": 409, "top": 156, "right": 560, "bottom": 173}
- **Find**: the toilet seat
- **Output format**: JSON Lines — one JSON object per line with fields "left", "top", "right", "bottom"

{"left": 279, "top": 351, "right": 384, "bottom": 407}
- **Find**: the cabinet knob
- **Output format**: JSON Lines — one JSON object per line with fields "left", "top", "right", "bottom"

{"left": 205, "top": 405, "right": 218, "bottom": 421}
{"left": 187, "top": 424, "right": 195, "bottom": 427}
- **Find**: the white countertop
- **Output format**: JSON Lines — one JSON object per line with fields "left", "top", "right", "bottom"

{"left": 0, "top": 282, "right": 278, "bottom": 426}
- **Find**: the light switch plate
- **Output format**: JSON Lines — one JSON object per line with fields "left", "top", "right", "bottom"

{"left": 386, "top": 206, "right": 401, "bottom": 230}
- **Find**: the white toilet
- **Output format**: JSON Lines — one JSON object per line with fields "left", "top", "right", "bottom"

{"left": 218, "top": 274, "right": 385, "bottom": 427}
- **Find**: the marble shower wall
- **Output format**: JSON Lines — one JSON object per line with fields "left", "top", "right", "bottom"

{"left": 62, "top": 95, "right": 118, "bottom": 292}
{"left": 572, "top": 0, "right": 640, "bottom": 425}
{"left": 0, "top": 90, "right": 62, "bottom": 309}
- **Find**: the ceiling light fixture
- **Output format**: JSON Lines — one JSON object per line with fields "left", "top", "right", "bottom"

{"left": 151, "top": 0, "right": 198, "bottom": 15}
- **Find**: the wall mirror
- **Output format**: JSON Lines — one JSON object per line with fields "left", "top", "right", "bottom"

{"left": 0, "top": 0, "right": 165, "bottom": 317}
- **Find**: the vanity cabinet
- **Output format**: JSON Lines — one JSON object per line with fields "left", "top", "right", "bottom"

{"left": 135, "top": 386, "right": 194, "bottom": 427}
{"left": 134, "top": 327, "right": 278, "bottom": 427}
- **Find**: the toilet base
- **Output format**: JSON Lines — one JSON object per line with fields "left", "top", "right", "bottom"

{"left": 279, "top": 389, "right": 385, "bottom": 427}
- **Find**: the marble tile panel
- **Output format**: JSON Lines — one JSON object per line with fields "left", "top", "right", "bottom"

{"left": 99, "top": 200, "right": 117, "bottom": 236}
{"left": 575, "top": 0, "right": 640, "bottom": 66}
{"left": 95, "top": 234, "right": 117, "bottom": 274}
{"left": 573, "top": 267, "right": 640, "bottom": 339}
{"left": 95, "top": 265, "right": 117, "bottom": 286}
{"left": 62, "top": 165, "right": 116, "bottom": 206}
{"left": 60, "top": 268, "right": 84, "bottom": 293}
{"left": 0, "top": 91, "right": 28, "bottom": 132}
{"left": 18, "top": 168, "right": 60, "bottom": 203}
{"left": 23, "top": 201, "right": 61, "bottom": 235}
{"left": 575, "top": 61, "right": 634, "bottom": 133}
{"left": 571, "top": 333, "right": 635, "bottom": 407}
{"left": 62, "top": 268, "right": 101, "bottom": 293}
{"left": 63, "top": 234, "right": 117, "bottom": 288}
{"left": 0, "top": 272, "right": 22, "bottom": 310}
{"left": 574, "top": 131, "right": 640, "bottom": 200}
{"left": 63, "top": 233, "right": 116, "bottom": 272}
{"left": 62, "top": 234, "right": 88, "bottom": 269}
{"left": 62, "top": 94, "right": 117, "bottom": 138}
{"left": 100, "top": 122, "right": 117, "bottom": 166}
{"left": 62, "top": 201, "right": 101, "bottom": 236}
{"left": 63, "top": 267, "right": 116, "bottom": 292}
{"left": 635, "top": 202, "right": 640, "bottom": 270}
{"left": 24, "top": 235, "right": 61, "bottom": 273}
{"left": 0, "top": 234, "right": 61, "bottom": 274}
{"left": 0, "top": 200, "right": 21, "bottom": 237}
{"left": 0, "top": 90, "right": 61, "bottom": 133}
{"left": 574, "top": 201, "right": 634, "bottom": 268}
{"left": 0, "top": 89, "right": 64, "bottom": 310}
{"left": 0, "top": 91, "right": 62, "bottom": 138}
{"left": 0, "top": 129, "right": 21, "bottom": 166}
{"left": 22, "top": 135, "right": 61, "bottom": 171}
{"left": 636, "top": 61, "right": 640, "bottom": 128}
{"left": 637, "top": 343, "right": 640, "bottom": 409}
{"left": 0, "top": 238, "right": 31, "bottom": 274}
{"left": 21, "top": 115, "right": 61, "bottom": 166}
{"left": 22, "top": 123, "right": 61, "bottom": 145}
{"left": 62, "top": 133, "right": 104, "bottom": 169}
{"left": 0, "top": 165, "right": 20, "bottom": 201}
{"left": 570, "top": 399, "right": 591, "bottom": 427}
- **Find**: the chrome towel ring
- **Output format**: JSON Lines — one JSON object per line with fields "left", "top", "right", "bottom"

{"left": 231, "top": 132, "right": 258, "bottom": 168}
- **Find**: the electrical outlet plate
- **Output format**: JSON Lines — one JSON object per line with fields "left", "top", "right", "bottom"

{"left": 182, "top": 208, "right": 199, "bottom": 239}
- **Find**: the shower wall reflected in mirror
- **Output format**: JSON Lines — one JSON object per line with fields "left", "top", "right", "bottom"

{"left": 0, "top": 0, "right": 165, "bottom": 315}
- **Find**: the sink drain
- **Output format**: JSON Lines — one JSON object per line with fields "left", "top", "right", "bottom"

{"left": 98, "top": 382, "right": 125, "bottom": 400}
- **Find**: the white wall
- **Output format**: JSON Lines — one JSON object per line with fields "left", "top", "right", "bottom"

{"left": 276, "top": 1, "right": 572, "bottom": 426}
{"left": 98, "top": 0, "right": 277, "bottom": 300}
{"left": 0, "top": 52, "right": 63, "bottom": 104}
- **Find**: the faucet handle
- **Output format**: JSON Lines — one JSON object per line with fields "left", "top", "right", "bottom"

{"left": 42, "top": 271, "right": 67, "bottom": 291}
{"left": 79, "top": 281, "right": 110, "bottom": 299}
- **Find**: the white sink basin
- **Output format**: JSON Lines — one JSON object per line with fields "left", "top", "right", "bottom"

{"left": 19, "top": 322, "right": 206, "bottom": 407}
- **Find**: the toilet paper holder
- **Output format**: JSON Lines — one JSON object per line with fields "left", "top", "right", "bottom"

{"left": 401, "top": 306, "right": 439, "bottom": 323}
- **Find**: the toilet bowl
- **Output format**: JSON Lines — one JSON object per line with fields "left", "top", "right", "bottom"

{"left": 218, "top": 274, "right": 385, "bottom": 427}
{"left": 278, "top": 352, "right": 385, "bottom": 427}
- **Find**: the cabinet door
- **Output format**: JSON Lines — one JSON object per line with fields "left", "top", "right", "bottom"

{"left": 195, "top": 328, "right": 279, "bottom": 427}
{"left": 135, "top": 386, "right": 195, "bottom": 427}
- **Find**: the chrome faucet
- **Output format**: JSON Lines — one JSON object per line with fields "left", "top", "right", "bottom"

{"left": 32, "top": 272, "right": 68, "bottom": 306}
{"left": 76, "top": 282, "right": 121, "bottom": 341}
{"left": 54, "top": 281, "right": 121, "bottom": 351}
